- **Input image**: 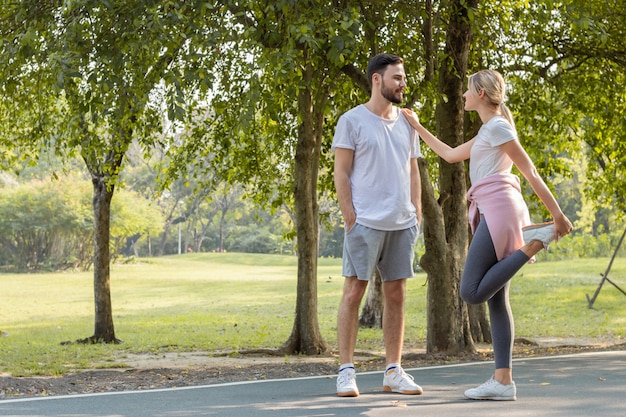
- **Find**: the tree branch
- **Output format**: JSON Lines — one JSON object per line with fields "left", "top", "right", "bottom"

{"left": 340, "top": 63, "right": 369, "bottom": 94}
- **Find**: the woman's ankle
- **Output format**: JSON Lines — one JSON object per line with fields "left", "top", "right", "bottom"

{"left": 520, "top": 240, "right": 544, "bottom": 257}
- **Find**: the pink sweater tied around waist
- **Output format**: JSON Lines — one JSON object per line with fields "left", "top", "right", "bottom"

{"left": 466, "top": 173, "right": 533, "bottom": 262}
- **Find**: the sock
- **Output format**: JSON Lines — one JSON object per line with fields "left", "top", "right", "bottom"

{"left": 386, "top": 363, "right": 401, "bottom": 374}
{"left": 339, "top": 363, "right": 355, "bottom": 372}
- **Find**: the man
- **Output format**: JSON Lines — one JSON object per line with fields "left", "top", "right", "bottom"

{"left": 332, "top": 53, "right": 423, "bottom": 397}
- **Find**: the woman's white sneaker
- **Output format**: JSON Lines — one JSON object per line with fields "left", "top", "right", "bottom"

{"left": 522, "top": 221, "right": 556, "bottom": 249}
{"left": 464, "top": 376, "right": 517, "bottom": 401}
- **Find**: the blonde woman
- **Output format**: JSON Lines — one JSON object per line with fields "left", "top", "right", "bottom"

{"left": 401, "top": 70, "right": 572, "bottom": 401}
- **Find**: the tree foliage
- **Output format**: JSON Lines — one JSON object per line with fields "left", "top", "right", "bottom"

{"left": 166, "top": 0, "right": 459, "bottom": 354}
{"left": 0, "top": 178, "right": 91, "bottom": 270}
{"left": 0, "top": 0, "right": 624, "bottom": 355}
{"left": 0, "top": 175, "right": 163, "bottom": 271}
{"left": 471, "top": 0, "right": 626, "bottom": 217}
{"left": 0, "top": 0, "right": 215, "bottom": 343}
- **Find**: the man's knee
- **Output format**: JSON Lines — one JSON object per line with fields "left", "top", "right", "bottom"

{"left": 342, "top": 277, "right": 368, "bottom": 306}
{"left": 383, "top": 279, "right": 406, "bottom": 305}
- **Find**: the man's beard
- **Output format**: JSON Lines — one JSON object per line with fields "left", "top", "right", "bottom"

{"left": 381, "top": 80, "right": 403, "bottom": 104}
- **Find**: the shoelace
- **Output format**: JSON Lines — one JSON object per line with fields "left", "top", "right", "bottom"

{"left": 482, "top": 377, "right": 495, "bottom": 384}
{"left": 396, "top": 369, "right": 413, "bottom": 380}
{"left": 339, "top": 369, "right": 356, "bottom": 384}
{"left": 478, "top": 377, "right": 502, "bottom": 389}
{"left": 390, "top": 368, "right": 416, "bottom": 387}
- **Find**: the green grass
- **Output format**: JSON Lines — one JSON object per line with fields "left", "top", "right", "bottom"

{"left": 1, "top": 253, "right": 625, "bottom": 376}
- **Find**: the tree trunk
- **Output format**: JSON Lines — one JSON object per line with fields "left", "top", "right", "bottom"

{"left": 359, "top": 269, "right": 383, "bottom": 328}
{"left": 467, "top": 303, "right": 491, "bottom": 343}
{"left": 158, "top": 221, "right": 172, "bottom": 256}
{"left": 420, "top": 157, "right": 468, "bottom": 353}
{"left": 421, "top": 0, "right": 478, "bottom": 354}
{"left": 219, "top": 209, "right": 225, "bottom": 252}
{"left": 281, "top": 64, "right": 329, "bottom": 355}
{"left": 89, "top": 173, "right": 119, "bottom": 343}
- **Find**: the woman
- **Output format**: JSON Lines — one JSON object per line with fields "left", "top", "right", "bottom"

{"left": 401, "top": 70, "right": 573, "bottom": 401}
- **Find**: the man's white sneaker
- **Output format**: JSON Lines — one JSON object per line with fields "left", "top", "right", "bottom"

{"left": 382, "top": 366, "right": 423, "bottom": 395}
{"left": 336, "top": 367, "right": 359, "bottom": 397}
{"left": 522, "top": 221, "right": 556, "bottom": 249}
{"left": 464, "top": 376, "right": 517, "bottom": 401}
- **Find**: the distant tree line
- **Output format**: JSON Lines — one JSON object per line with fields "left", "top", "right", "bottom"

{"left": 0, "top": 166, "right": 347, "bottom": 271}
{"left": 1, "top": 165, "right": 623, "bottom": 273}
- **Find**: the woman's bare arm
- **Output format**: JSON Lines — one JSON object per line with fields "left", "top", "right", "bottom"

{"left": 501, "top": 140, "right": 573, "bottom": 238}
{"left": 401, "top": 108, "right": 473, "bottom": 163}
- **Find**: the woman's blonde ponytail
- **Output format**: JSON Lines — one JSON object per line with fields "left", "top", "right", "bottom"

{"left": 500, "top": 102, "right": 516, "bottom": 131}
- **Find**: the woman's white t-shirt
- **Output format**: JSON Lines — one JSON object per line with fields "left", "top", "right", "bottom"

{"left": 331, "top": 104, "right": 421, "bottom": 231}
{"left": 469, "top": 116, "right": 517, "bottom": 185}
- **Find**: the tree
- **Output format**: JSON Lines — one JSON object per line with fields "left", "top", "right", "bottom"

{"left": 4, "top": 0, "right": 622, "bottom": 357}
{"left": 199, "top": 1, "right": 350, "bottom": 354}
{"left": 469, "top": 0, "right": 626, "bottom": 219}
{"left": 411, "top": 0, "right": 626, "bottom": 352}
{"left": 179, "top": 0, "right": 443, "bottom": 355}
{"left": 423, "top": 0, "right": 477, "bottom": 353}
{"left": 174, "top": 0, "right": 484, "bottom": 355}
{"left": 0, "top": 1, "right": 212, "bottom": 343}
{"left": 536, "top": 1, "right": 626, "bottom": 216}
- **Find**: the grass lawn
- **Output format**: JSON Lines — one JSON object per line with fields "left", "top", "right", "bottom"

{"left": 1, "top": 253, "right": 624, "bottom": 376}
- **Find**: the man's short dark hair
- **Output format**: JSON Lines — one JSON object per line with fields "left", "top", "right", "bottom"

{"left": 366, "top": 53, "right": 404, "bottom": 88}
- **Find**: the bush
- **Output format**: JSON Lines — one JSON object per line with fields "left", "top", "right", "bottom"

{"left": 0, "top": 177, "right": 164, "bottom": 271}
{"left": 535, "top": 230, "right": 626, "bottom": 262}
{"left": 226, "top": 226, "right": 282, "bottom": 254}
{"left": 0, "top": 180, "right": 92, "bottom": 270}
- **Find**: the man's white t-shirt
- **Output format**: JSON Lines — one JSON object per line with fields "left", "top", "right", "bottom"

{"left": 469, "top": 116, "right": 517, "bottom": 185}
{"left": 331, "top": 104, "right": 421, "bottom": 231}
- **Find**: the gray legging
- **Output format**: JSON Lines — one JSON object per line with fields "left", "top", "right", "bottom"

{"left": 460, "top": 216, "right": 530, "bottom": 369}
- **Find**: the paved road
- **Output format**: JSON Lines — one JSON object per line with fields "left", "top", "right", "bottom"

{"left": 1, "top": 351, "right": 625, "bottom": 417}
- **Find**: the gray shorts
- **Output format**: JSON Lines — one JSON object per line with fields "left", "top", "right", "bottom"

{"left": 342, "top": 223, "right": 418, "bottom": 282}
